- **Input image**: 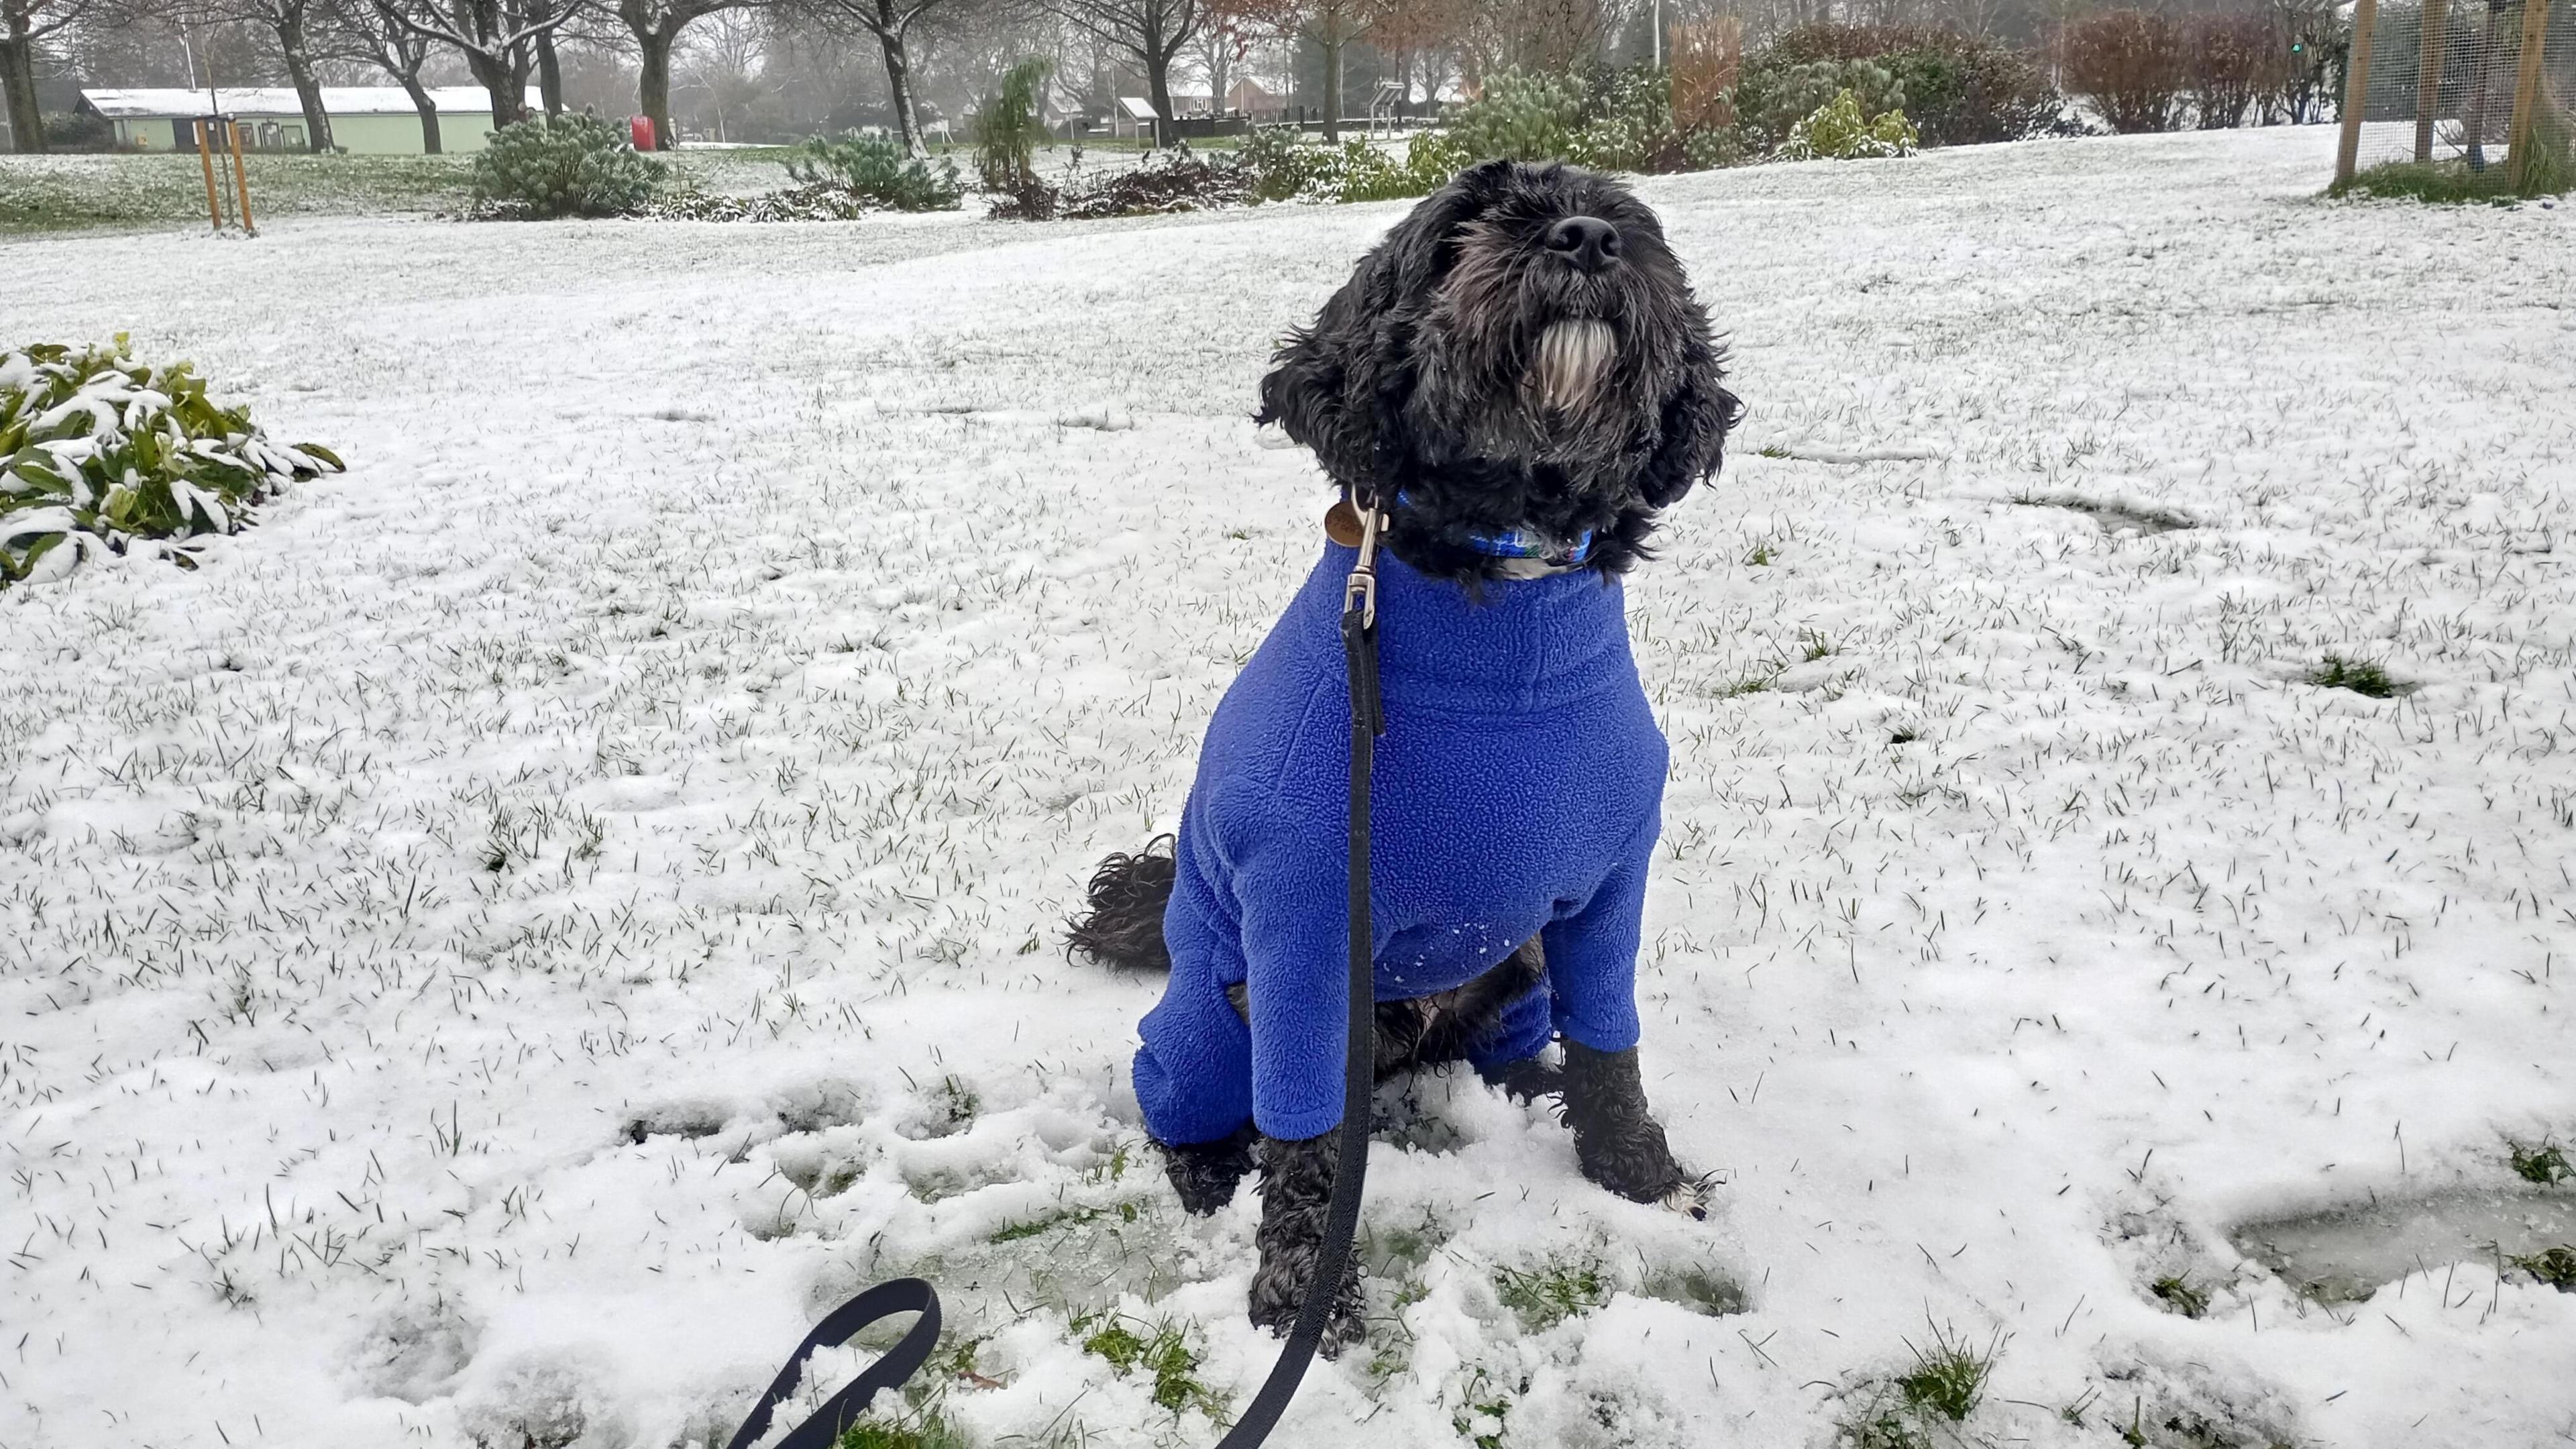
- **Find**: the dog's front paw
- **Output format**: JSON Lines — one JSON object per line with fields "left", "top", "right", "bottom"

{"left": 1658, "top": 1171, "right": 1718, "bottom": 1222}
{"left": 1248, "top": 1252, "right": 1365, "bottom": 1355}
{"left": 1159, "top": 1128, "right": 1256, "bottom": 1216}
{"left": 1250, "top": 1130, "right": 1365, "bottom": 1355}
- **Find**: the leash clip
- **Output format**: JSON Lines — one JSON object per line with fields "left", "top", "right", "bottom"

{"left": 1343, "top": 495, "right": 1386, "bottom": 631}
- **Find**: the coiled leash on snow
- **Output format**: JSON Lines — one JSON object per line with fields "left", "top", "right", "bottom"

{"left": 724, "top": 498, "right": 1391, "bottom": 1449}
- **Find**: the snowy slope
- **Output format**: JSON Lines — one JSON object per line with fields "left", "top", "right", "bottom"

{"left": 4, "top": 125, "right": 2574, "bottom": 1449}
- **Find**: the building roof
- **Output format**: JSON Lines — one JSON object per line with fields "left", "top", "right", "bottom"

{"left": 80, "top": 87, "right": 494, "bottom": 119}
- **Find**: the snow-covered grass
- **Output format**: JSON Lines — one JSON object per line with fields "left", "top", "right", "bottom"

{"left": 3, "top": 123, "right": 2573, "bottom": 1449}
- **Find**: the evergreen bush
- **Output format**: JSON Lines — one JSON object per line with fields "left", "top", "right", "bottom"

{"left": 1774, "top": 89, "right": 1921, "bottom": 159}
{"left": 1753, "top": 25, "right": 2061, "bottom": 146}
{"left": 1, "top": 339, "right": 343, "bottom": 588}
{"left": 786, "top": 133, "right": 965, "bottom": 211}
{"left": 975, "top": 58, "right": 1055, "bottom": 203}
{"left": 470, "top": 114, "right": 669, "bottom": 219}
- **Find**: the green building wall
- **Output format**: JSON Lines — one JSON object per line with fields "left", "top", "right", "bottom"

{"left": 111, "top": 108, "right": 496, "bottom": 156}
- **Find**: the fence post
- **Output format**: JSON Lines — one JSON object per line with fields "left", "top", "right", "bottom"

{"left": 2506, "top": 0, "right": 2557, "bottom": 189}
{"left": 2338, "top": 0, "right": 2381, "bottom": 183}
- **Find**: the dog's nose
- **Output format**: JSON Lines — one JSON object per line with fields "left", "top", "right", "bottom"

{"left": 1545, "top": 216, "right": 1622, "bottom": 272}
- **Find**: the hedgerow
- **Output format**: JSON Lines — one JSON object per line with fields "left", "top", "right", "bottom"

{"left": 1, "top": 339, "right": 343, "bottom": 588}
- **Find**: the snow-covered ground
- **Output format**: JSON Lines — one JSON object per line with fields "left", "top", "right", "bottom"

{"left": 5, "top": 125, "right": 2574, "bottom": 1449}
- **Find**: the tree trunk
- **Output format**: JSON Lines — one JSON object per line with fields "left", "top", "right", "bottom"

{"left": 1321, "top": 33, "right": 1343, "bottom": 141}
{"left": 532, "top": 0, "right": 564, "bottom": 115}
{"left": 2461, "top": 0, "right": 2502, "bottom": 168}
{"left": 1146, "top": 54, "right": 1175, "bottom": 145}
{"left": 400, "top": 72, "right": 442, "bottom": 152}
{"left": 636, "top": 26, "right": 674, "bottom": 148}
{"left": 278, "top": 11, "right": 337, "bottom": 151}
{"left": 0, "top": 17, "right": 44, "bottom": 155}
{"left": 468, "top": 47, "right": 527, "bottom": 127}
{"left": 873, "top": 0, "right": 924, "bottom": 158}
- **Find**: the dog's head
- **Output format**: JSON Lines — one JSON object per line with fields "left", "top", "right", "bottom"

{"left": 1258, "top": 160, "right": 1739, "bottom": 581}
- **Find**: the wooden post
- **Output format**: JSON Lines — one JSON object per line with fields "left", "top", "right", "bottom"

{"left": 2337, "top": 0, "right": 2382, "bottom": 183}
{"left": 2506, "top": 0, "right": 2558, "bottom": 190}
{"left": 2416, "top": 0, "right": 2449, "bottom": 162}
{"left": 226, "top": 118, "right": 256, "bottom": 235}
{"left": 195, "top": 119, "right": 225, "bottom": 231}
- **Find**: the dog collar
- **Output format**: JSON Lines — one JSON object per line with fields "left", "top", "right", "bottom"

{"left": 1391, "top": 491, "right": 1595, "bottom": 566}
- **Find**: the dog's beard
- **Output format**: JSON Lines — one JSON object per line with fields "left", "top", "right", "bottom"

{"left": 1526, "top": 319, "right": 1618, "bottom": 416}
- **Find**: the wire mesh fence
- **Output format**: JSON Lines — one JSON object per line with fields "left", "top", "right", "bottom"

{"left": 2341, "top": 0, "right": 2572, "bottom": 184}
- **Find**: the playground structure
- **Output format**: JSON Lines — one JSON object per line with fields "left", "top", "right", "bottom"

{"left": 2337, "top": 0, "right": 2571, "bottom": 189}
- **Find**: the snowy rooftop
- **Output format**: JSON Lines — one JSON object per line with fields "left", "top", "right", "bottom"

{"left": 80, "top": 85, "right": 494, "bottom": 119}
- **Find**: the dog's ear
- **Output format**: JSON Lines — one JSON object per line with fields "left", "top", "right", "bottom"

{"left": 1372, "top": 160, "right": 1512, "bottom": 301}
{"left": 1257, "top": 163, "right": 1508, "bottom": 489}
{"left": 1639, "top": 337, "right": 1742, "bottom": 511}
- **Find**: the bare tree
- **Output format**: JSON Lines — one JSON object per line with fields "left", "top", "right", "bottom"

{"left": 325, "top": 0, "right": 446, "bottom": 148}
{"left": 615, "top": 0, "right": 767, "bottom": 147}
{"left": 1036, "top": 0, "right": 1199, "bottom": 138}
{"left": 2, "top": 0, "right": 100, "bottom": 152}
{"left": 677, "top": 3, "right": 768, "bottom": 136}
{"left": 195, "top": 0, "right": 339, "bottom": 148}
{"left": 800, "top": 0, "right": 959, "bottom": 155}
{"left": 382, "top": 0, "right": 582, "bottom": 126}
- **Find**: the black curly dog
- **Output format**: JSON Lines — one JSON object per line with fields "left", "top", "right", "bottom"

{"left": 1069, "top": 160, "right": 1740, "bottom": 1348}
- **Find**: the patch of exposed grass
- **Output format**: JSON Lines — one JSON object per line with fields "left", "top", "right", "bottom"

{"left": 0, "top": 152, "right": 478, "bottom": 234}
{"left": 1744, "top": 538, "right": 1777, "bottom": 566}
{"left": 2511, "top": 1244, "right": 2576, "bottom": 1290}
{"left": 1074, "top": 1312, "right": 1224, "bottom": 1419}
{"left": 1493, "top": 1254, "right": 1610, "bottom": 1331}
{"left": 1450, "top": 1366, "right": 1521, "bottom": 1449}
{"left": 1894, "top": 1322, "right": 2000, "bottom": 1421}
{"left": 2306, "top": 655, "right": 2410, "bottom": 699}
{"left": 989, "top": 1201, "right": 1138, "bottom": 1242}
{"left": 835, "top": 1404, "right": 973, "bottom": 1449}
{"left": 2328, "top": 158, "right": 2565, "bottom": 205}
{"left": 2509, "top": 1140, "right": 2571, "bottom": 1185}
{"left": 2149, "top": 1274, "right": 2210, "bottom": 1318}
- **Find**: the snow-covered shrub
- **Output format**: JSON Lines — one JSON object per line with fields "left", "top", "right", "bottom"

{"left": 2062, "top": 9, "right": 2192, "bottom": 133}
{"left": 1735, "top": 58, "right": 1910, "bottom": 152}
{"left": 1775, "top": 89, "right": 1921, "bottom": 159}
{"left": 1444, "top": 70, "right": 1593, "bottom": 166}
{"left": 649, "top": 184, "right": 881, "bottom": 222}
{"left": 1753, "top": 25, "right": 2061, "bottom": 146}
{"left": 785, "top": 133, "right": 964, "bottom": 212}
{"left": 1230, "top": 128, "right": 1464, "bottom": 205}
{"left": 470, "top": 114, "right": 669, "bottom": 219}
{"left": 1, "top": 339, "right": 343, "bottom": 587}
{"left": 1055, "top": 152, "right": 1258, "bottom": 217}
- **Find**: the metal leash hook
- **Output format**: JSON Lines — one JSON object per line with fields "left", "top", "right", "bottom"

{"left": 1343, "top": 492, "right": 1386, "bottom": 633}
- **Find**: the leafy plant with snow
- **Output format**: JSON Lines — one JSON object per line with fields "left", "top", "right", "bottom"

{"left": 470, "top": 114, "right": 670, "bottom": 219}
{"left": 786, "top": 133, "right": 963, "bottom": 212}
{"left": 1, "top": 339, "right": 343, "bottom": 587}
{"left": 1776, "top": 89, "right": 1920, "bottom": 160}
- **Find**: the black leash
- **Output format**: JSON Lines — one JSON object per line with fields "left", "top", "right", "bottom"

{"left": 726, "top": 501, "right": 1389, "bottom": 1449}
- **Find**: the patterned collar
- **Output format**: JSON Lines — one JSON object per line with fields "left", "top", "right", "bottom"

{"left": 1394, "top": 492, "right": 1595, "bottom": 568}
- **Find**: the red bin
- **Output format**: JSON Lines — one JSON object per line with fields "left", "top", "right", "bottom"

{"left": 629, "top": 115, "right": 656, "bottom": 152}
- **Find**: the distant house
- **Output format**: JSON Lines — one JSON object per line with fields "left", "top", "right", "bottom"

{"left": 78, "top": 87, "right": 500, "bottom": 155}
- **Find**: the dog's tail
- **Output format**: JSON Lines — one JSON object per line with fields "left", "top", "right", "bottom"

{"left": 1066, "top": 836, "right": 1176, "bottom": 972}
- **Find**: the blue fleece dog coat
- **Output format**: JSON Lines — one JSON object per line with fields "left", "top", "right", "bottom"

{"left": 1134, "top": 542, "right": 1667, "bottom": 1144}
